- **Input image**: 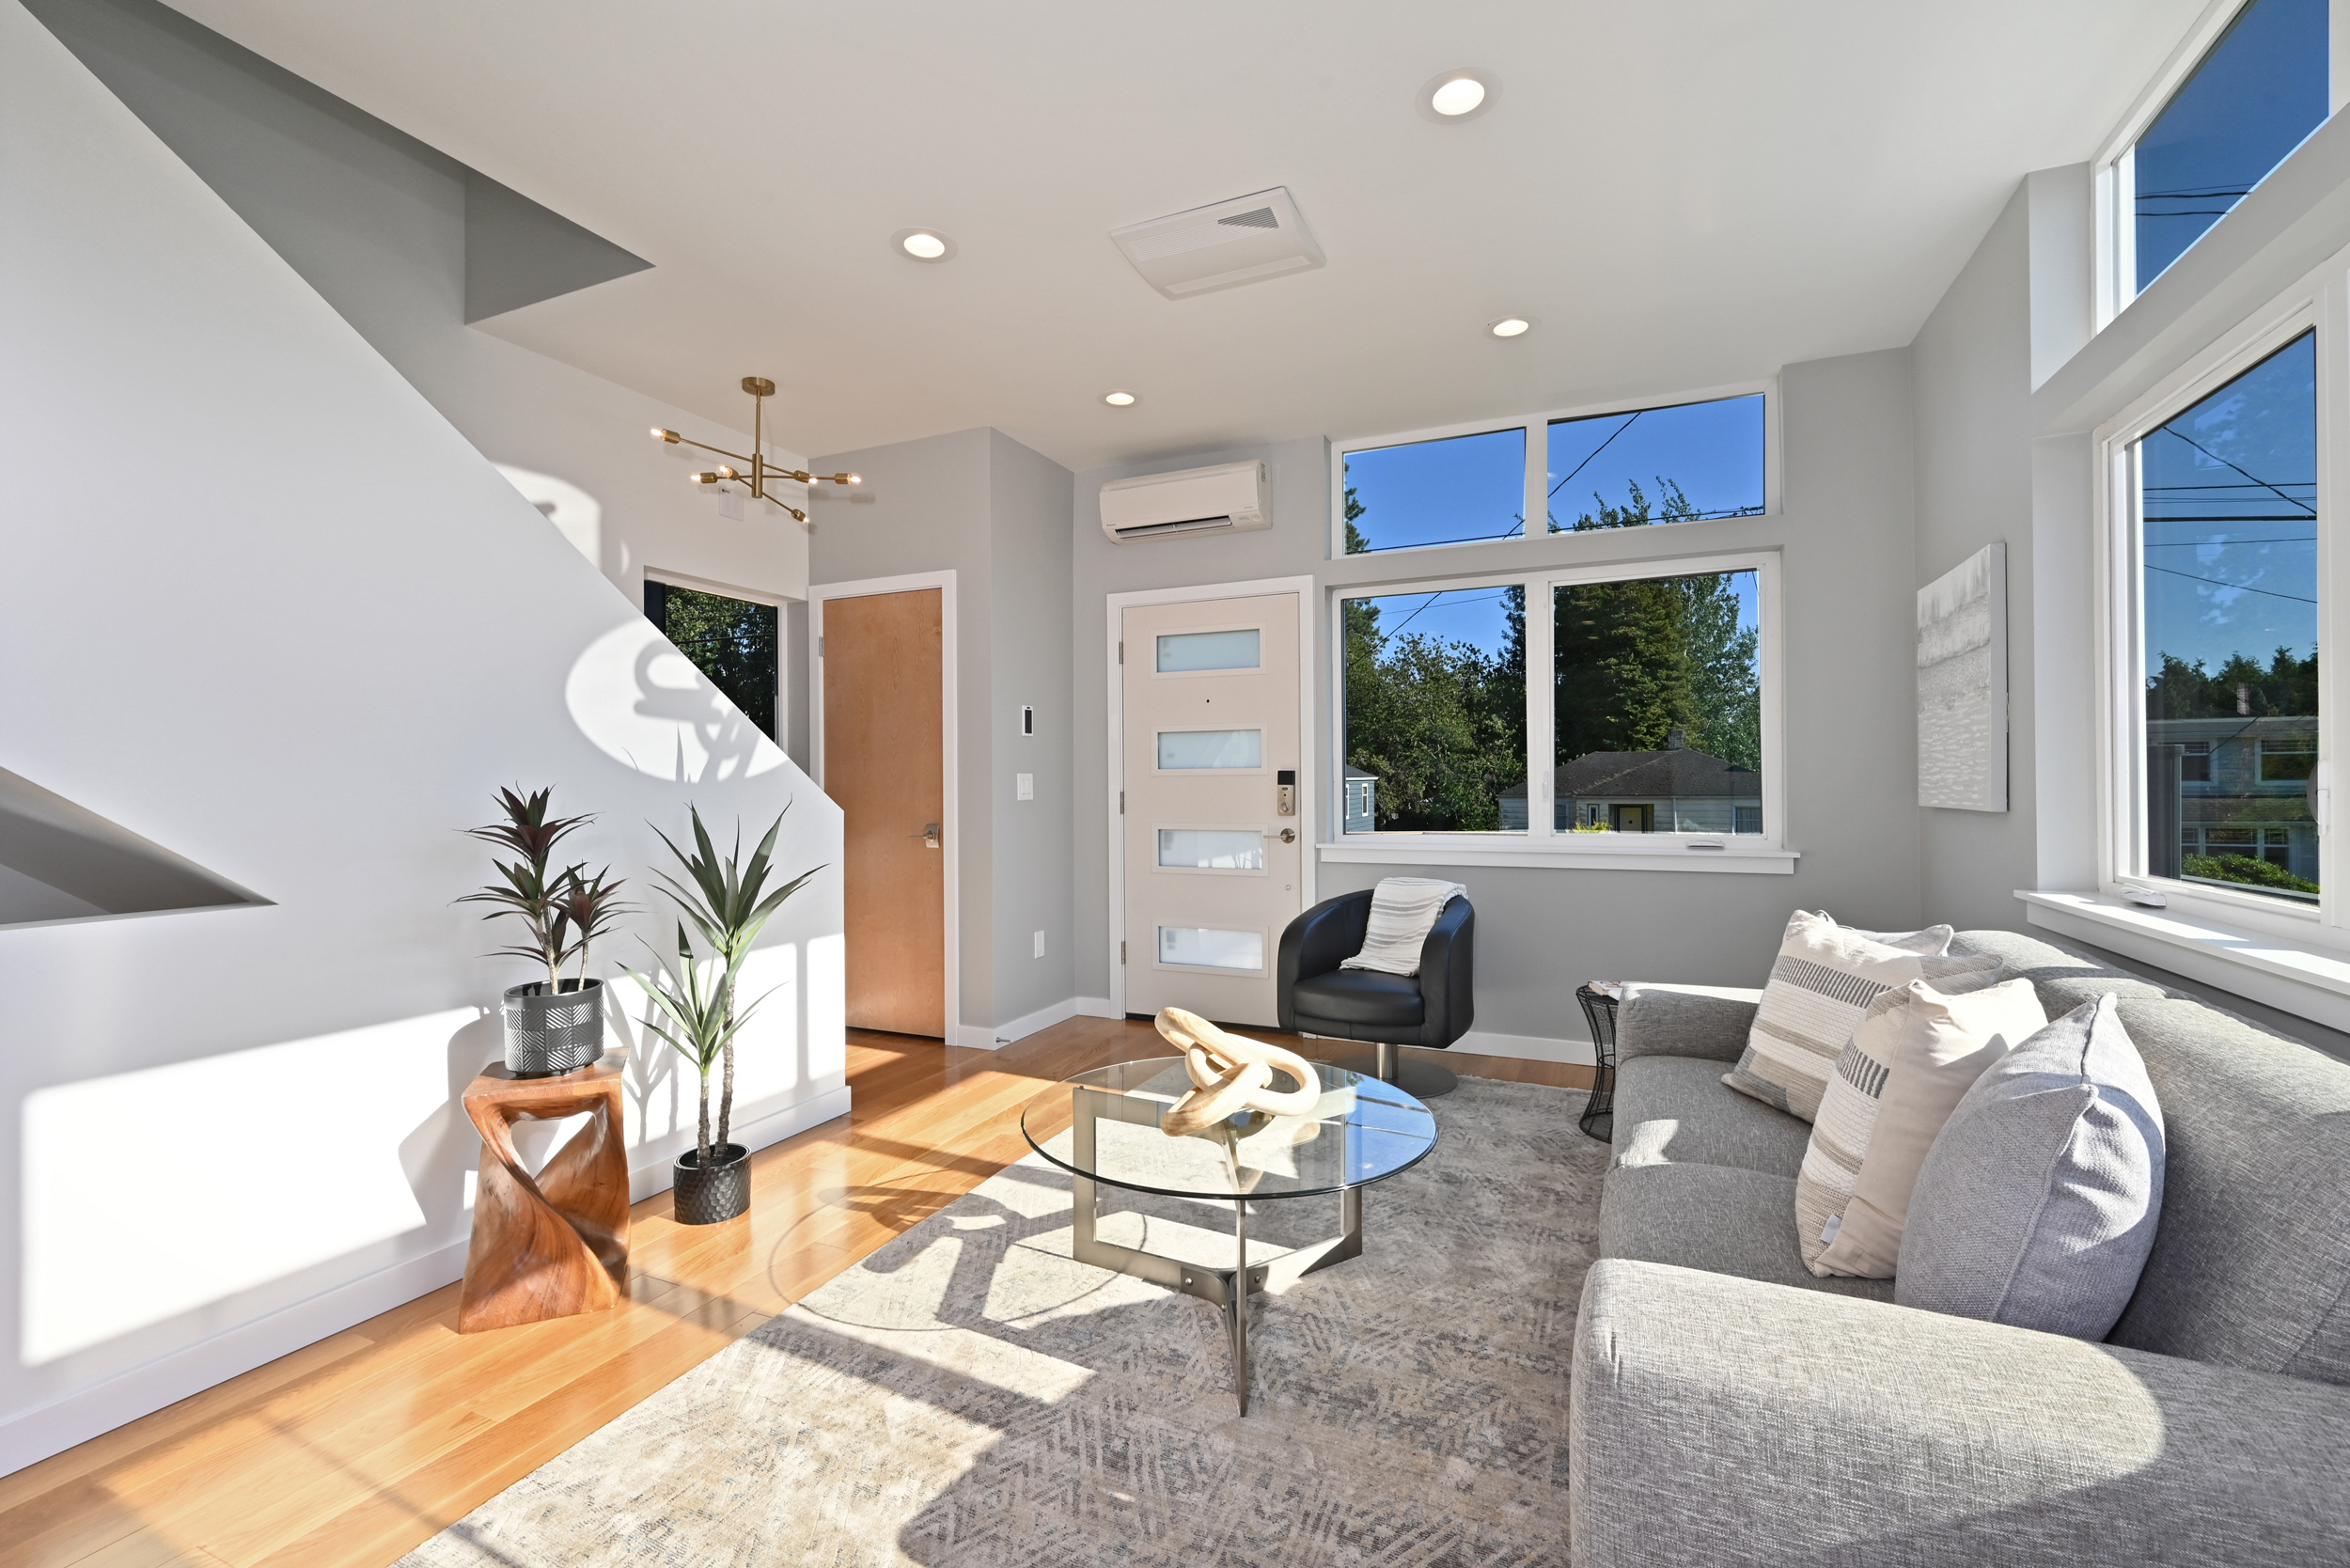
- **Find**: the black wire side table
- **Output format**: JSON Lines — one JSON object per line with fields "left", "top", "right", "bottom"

{"left": 1575, "top": 984, "right": 1619, "bottom": 1142}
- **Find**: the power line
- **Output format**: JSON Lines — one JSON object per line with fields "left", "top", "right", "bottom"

{"left": 1548, "top": 410, "right": 1643, "bottom": 500}
{"left": 2143, "top": 424, "right": 2316, "bottom": 517}
{"left": 2145, "top": 564, "right": 2317, "bottom": 603}
{"left": 2144, "top": 536, "right": 2314, "bottom": 545}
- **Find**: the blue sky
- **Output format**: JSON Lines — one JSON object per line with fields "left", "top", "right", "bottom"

{"left": 2134, "top": 0, "right": 2326, "bottom": 290}
{"left": 2140, "top": 331, "right": 2316, "bottom": 681}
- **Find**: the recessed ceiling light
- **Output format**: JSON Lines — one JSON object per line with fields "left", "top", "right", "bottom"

{"left": 1104, "top": 390, "right": 1137, "bottom": 407}
{"left": 1489, "top": 316, "right": 1532, "bottom": 338}
{"left": 1419, "top": 70, "right": 1496, "bottom": 122}
{"left": 892, "top": 227, "right": 955, "bottom": 261}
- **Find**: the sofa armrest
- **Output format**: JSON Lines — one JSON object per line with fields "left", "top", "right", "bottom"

{"left": 1570, "top": 1260, "right": 2350, "bottom": 1568}
{"left": 1614, "top": 983, "right": 1761, "bottom": 1065}
{"left": 1411, "top": 895, "right": 1474, "bottom": 1048}
{"left": 1277, "top": 891, "right": 1371, "bottom": 1032}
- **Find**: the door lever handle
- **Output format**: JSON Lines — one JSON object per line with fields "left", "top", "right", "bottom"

{"left": 1261, "top": 827, "right": 1296, "bottom": 843}
{"left": 907, "top": 823, "right": 942, "bottom": 849}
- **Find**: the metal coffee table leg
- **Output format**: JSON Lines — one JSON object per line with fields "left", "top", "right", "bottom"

{"left": 1067, "top": 1087, "right": 1364, "bottom": 1414}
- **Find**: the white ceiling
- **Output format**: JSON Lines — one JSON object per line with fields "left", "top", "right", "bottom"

{"left": 170, "top": 0, "right": 2204, "bottom": 472}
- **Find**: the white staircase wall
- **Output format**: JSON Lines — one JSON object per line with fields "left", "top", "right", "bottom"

{"left": 0, "top": 1, "right": 845, "bottom": 1474}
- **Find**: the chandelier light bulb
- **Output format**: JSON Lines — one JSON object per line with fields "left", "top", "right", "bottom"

{"left": 651, "top": 427, "right": 680, "bottom": 443}
{"left": 838, "top": 473, "right": 863, "bottom": 484}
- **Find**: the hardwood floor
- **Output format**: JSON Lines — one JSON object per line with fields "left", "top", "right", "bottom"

{"left": 0, "top": 1021, "right": 1590, "bottom": 1568}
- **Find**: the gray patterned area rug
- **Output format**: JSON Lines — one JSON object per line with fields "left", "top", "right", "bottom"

{"left": 401, "top": 1075, "right": 1603, "bottom": 1567}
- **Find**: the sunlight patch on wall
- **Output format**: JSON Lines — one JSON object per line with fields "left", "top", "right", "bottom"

{"left": 494, "top": 463, "right": 602, "bottom": 566}
{"left": 22, "top": 1011, "right": 473, "bottom": 1364}
{"left": 566, "top": 618, "right": 789, "bottom": 784}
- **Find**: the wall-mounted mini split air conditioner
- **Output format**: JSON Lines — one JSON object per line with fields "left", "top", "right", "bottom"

{"left": 1099, "top": 461, "right": 1270, "bottom": 543}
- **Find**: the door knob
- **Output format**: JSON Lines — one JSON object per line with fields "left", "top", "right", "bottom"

{"left": 907, "top": 823, "right": 941, "bottom": 849}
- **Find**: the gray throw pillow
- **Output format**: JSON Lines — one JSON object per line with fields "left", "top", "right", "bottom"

{"left": 1895, "top": 994, "right": 2166, "bottom": 1340}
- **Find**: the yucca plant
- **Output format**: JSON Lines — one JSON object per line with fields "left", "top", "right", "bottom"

{"left": 460, "top": 786, "right": 591, "bottom": 992}
{"left": 551, "top": 864, "right": 633, "bottom": 989}
{"left": 628, "top": 921, "right": 765, "bottom": 1170}
{"left": 647, "top": 803, "right": 823, "bottom": 1160}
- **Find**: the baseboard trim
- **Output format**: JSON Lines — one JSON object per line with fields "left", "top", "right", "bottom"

{"left": 954, "top": 996, "right": 1121, "bottom": 1051}
{"left": 0, "top": 1081, "right": 854, "bottom": 1479}
{"left": 1451, "top": 1029, "right": 1596, "bottom": 1068}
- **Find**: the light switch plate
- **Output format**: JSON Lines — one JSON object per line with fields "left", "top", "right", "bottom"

{"left": 1033, "top": 930, "right": 1046, "bottom": 958}
{"left": 1016, "top": 773, "right": 1034, "bottom": 800}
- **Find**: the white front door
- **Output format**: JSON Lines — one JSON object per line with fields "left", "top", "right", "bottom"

{"left": 1121, "top": 593, "right": 1302, "bottom": 1027}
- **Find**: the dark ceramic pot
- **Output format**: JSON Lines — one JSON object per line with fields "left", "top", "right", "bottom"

{"left": 674, "top": 1142, "right": 750, "bottom": 1225}
{"left": 501, "top": 979, "right": 604, "bottom": 1077}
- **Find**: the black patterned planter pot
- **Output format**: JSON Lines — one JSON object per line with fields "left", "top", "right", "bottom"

{"left": 674, "top": 1142, "right": 750, "bottom": 1225}
{"left": 501, "top": 979, "right": 604, "bottom": 1077}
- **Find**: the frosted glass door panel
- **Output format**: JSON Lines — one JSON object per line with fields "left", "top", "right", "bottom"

{"left": 1157, "top": 629, "right": 1261, "bottom": 672}
{"left": 1158, "top": 927, "right": 1264, "bottom": 971}
{"left": 1158, "top": 829, "right": 1264, "bottom": 870}
{"left": 1157, "top": 729, "right": 1262, "bottom": 770}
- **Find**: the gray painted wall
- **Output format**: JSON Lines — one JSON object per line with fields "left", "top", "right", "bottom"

{"left": 807, "top": 428, "right": 1075, "bottom": 1037}
{"left": 1911, "top": 183, "right": 2041, "bottom": 933}
{"left": 1070, "top": 353, "right": 1926, "bottom": 1042}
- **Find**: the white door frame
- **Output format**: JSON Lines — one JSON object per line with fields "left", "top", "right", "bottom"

{"left": 1106, "top": 573, "right": 1317, "bottom": 1017}
{"left": 809, "top": 569, "right": 960, "bottom": 1043}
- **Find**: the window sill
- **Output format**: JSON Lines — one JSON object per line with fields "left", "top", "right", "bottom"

{"left": 1319, "top": 838, "right": 1797, "bottom": 874}
{"left": 2015, "top": 889, "right": 2350, "bottom": 1034}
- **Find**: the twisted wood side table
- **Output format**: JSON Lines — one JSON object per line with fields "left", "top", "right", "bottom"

{"left": 458, "top": 1047, "right": 631, "bottom": 1333}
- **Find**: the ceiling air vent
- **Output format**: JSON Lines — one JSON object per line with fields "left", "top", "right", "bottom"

{"left": 1111, "top": 188, "right": 1324, "bottom": 299}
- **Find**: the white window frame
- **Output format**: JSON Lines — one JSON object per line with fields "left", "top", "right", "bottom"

{"left": 2092, "top": 256, "right": 2347, "bottom": 945}
{"left": 2093, "top": 0, "right": 2350, "bottom": 329}
{"left": 1327, "top": 380, "right": 1781, "bottom": 561}
{"left": 1322, "top": 548, "right": 1793, "bottom": 873}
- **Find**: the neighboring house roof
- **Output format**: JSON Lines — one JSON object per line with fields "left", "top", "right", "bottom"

{"left": 1498, "top": 744, "right": 1760, "bottom": 801}
{"left": 1344, "top": 767, "right": 1378, "bottom": 782}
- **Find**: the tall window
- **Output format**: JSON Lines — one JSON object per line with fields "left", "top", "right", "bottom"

{"left": 1340, "top": 587, "right": 1525, "bottom": 828}
{"left": 2118, "top": 0, "right": 2328, "bottom": 301}
{"left": 1553, "top": 570, "right": 1762, "bottom": 836}
{"left": 644, "top": 579, "right": 780, "bottom": 740}
{"left": 2137, "top": 331, "right": 2318, "bottom": 902}
{"left": 1340, "top": 558, "right": 1772, "bottom": 843}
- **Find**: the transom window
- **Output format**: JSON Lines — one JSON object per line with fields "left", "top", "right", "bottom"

{"left": 2106, "top": 0, "right": 2330, "bottom": 312}
{"left": 1336, "top": 389, "right": 1771, "bottom": 557}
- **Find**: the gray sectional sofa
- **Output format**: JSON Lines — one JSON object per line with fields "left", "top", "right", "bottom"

{"left": 1567, "top": 927, "right": 2350, "bottom": 1566}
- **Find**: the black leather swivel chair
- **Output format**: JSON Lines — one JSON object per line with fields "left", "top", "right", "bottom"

{"left": 1276, "top": 889, "right": 1474, "bottom": 1098}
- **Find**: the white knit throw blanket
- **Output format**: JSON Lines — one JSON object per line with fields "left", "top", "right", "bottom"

{"left": 1340, "top": 878, "right": 1467, "bottom": 976}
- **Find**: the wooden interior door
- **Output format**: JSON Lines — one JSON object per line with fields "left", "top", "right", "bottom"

{"left": 822, "top": 588, "right": 946, "bottom": 1037}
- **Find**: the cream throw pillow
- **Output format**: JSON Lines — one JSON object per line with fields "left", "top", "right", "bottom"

{"left": 1724, "top": 912, "right": 2000, "bottom": 1122}
{"left": 1797, "top": 976, "right": 2047, "bottom": 1278}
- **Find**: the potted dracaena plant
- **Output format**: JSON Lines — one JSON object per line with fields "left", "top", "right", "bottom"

{"left": 630, "top": 802, "right": 822, "bottom": 1224}
{"left": 461, "top": 786, "right": 632, "bottom": 1077}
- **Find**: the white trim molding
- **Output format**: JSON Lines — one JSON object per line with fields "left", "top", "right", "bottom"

{"left": 1318, "top": 839, "right": 1795, "bottom": 873}
{"left": 1104, "top": 573, "right": 1318, "bottom": 1019}
{"left": 2020, "top": 888, "right": 2350, "bottom": 1034}
{"left": 808, "top": 570, "right": 961, "bottom": 1043}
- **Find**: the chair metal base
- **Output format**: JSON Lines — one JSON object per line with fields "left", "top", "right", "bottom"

{"left": 1328, "top": 1040, "right": 1459, "bottom": 1099}
{"left": 1069, "top": 1085, "right": 1364, "bottom": 1415}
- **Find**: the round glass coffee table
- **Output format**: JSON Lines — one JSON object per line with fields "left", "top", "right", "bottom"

{"left": 1021, "top": 1055, "right": 1437, "bottom": 1414}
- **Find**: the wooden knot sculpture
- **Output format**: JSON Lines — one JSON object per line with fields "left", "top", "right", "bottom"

{"left": 1154, "top": 1007, "right": 1321, "bottom": 1137}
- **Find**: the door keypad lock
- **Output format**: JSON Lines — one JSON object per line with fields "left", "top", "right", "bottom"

{"left": 1276, "top": 768, "right": 1296, "bottom": 817}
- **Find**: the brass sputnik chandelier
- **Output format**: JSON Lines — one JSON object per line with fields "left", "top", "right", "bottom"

{"left": 650, "top": 376, "right": 859, "bottom": 523}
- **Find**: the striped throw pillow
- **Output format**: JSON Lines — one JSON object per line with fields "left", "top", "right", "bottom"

{"left": 1723, "top": 912, "right": 2000, "bottom": 1122}
{"left": 1796, "top": 976, "right": 2041, "bottom": 1276}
